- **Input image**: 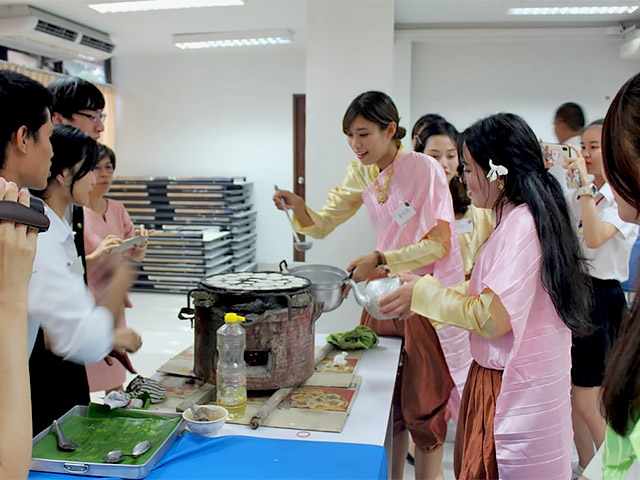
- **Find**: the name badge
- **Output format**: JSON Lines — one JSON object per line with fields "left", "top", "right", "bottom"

{"left": 68, "top": 256, "right": 85, "bottom": 276}
{"left": 455, "top": 218, "right": 474, "bottom": 235}
{"left": 392, "top": 201, "right": 417, "bottom": 226}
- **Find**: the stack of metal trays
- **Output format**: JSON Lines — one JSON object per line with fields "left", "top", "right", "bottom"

{"left": 134, "top": 229, "right": 234, "bottom": 294}
{"left": 108, "top": 176, "right": 257, "bottom": 294}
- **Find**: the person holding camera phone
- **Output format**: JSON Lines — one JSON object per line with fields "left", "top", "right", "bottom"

{"left": 83, "top": 144, "right": 153, "bottom": 394}
{"left": 0, "top": 69, "right": 55, "bottom": 478}
{"left": 562, "top": 120, "right": 639, "bottom": 478}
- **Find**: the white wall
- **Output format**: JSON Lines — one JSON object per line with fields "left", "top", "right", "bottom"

{"left": 112, "top": 48, "right": 305, "bottom": 265}
{"left": 305, "top": 0, "right": 394, "bottom": 333}
{"left": 409, "top": 32, "right": 640, "bottom": 141}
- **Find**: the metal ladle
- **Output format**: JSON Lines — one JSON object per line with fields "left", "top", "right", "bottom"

{"left": 104, "top": 440, "right": 152, "bottom": 464}
{"left": 274, "top": 185, "right": 312, "bottom": 252}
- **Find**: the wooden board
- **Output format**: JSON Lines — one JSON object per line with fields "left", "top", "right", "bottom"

{"left": 225, "top": 377, "right": 362, "bottom": 433}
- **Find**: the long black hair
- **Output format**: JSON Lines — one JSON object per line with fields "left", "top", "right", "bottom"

{"left": 32, "top": 124, "right": 98, "bottom": 199}
{"left": 342, "top": 91, "right": 406, "bottom": 140}
{"left": 601, "top": 73, "right": 640, "bottom": 435}
{"left": 417, "top": 120, "right": 470, "bottom": 217}
{"left": 461, "top": 113, "right": 591, "bottom": 335}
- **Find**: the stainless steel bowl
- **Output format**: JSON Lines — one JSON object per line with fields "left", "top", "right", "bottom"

{"left": 280, "top": 262, "right": 348, "bottom": 312}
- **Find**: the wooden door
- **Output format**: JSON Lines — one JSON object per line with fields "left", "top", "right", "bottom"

{"left": 293, "top": 94, "right": 306, "bottom": 261}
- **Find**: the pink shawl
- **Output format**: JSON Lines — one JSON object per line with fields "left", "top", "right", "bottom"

{"left": 469, "top": 204, "right": 573, "bottom": 478}
{"left": 362, "top": 151, "right": 470, "bottom": 419}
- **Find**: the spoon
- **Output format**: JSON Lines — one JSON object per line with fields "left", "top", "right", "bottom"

{"left": 273, "top": 185, "right": 313, "bottom": 252}
{"left": 104, "top": 440, "right": 152, "bottom": 464}
{"left": 189, "top": 400, "right": 209, "bottom": 422}
{"left": 52, "top": 420, "right": 77, "bottom": 452}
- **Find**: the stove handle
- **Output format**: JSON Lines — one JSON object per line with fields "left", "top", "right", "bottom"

{"left": 177, "top": 288, "right": 198, "bottom": 328}
{"left": 178, "top": 307, "right": 195, "bottom": 328}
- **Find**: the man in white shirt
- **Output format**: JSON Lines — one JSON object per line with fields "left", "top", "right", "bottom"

{"left": 548, "top": 102, "right": 586, "bottom": 193}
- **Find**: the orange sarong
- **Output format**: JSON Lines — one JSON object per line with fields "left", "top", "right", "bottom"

{"left": 454, "top": 360, "right": 502, "bottom": 479}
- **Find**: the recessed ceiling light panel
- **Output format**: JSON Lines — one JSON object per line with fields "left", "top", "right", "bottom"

{"left": 508, "top": 5, "right": 638, "bottom": 15}
{"left": 89, "top": 0, "right": 244, "bottom": 14}
{"left": 173, "top": 29, "right": 292, "bottom": 49}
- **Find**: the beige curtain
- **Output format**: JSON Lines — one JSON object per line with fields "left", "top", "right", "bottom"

{"left": 0, "top": 61, "right": 116, "bottom": 149}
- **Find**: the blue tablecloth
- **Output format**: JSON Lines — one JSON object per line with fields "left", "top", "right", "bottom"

{"left": 30, "top": 434, "right": 388, "bottom": 479}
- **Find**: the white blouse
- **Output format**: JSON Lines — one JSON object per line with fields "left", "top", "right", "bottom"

{"left": 567, "top": 183, "right": 639, "bottom": 282}
{"left": 27, "top": 205, "right": 114, "bottom": 364}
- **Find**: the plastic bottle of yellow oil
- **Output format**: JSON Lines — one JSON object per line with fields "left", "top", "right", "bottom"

{"left": 216, "top": 313, "right": 247, "bottom": 420}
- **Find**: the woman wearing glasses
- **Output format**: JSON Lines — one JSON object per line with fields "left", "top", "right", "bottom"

{"left": 84, "top": 145, "right": 153, "bottom": 394}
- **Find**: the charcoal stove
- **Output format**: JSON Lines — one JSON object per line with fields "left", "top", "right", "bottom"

{"left": 178, "top": 272, "right": 323, "bottom": 390}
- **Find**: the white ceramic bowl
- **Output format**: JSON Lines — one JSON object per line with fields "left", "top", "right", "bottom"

{"left": 182, "top": 405, "right": 228, "bottom": 437}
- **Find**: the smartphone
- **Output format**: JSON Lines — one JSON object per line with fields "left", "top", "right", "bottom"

{"left": 110, "top": 235, "right": 143, "bottom": 253}
{"left": 540, "top": 142, "right": 581, "bottom": 188}
{"left": 540, "top": 142, "right": 570, "bottom": 168}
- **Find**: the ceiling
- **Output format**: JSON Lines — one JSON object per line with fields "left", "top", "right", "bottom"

{"left": 0, "top": 0, "right": 638, "bottom": 55}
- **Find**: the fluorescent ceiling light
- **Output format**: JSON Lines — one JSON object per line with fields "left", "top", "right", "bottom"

{"left": 509, "top": 5, "right": 638, "bottom": 15}
{"left": 173, "top": 29, "right": 292, "bottom": 49}
{"left": 89, "top": 0, "right": 243, "bottom": 14}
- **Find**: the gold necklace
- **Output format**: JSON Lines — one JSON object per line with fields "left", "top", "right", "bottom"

{"left": 374, "top": 167, "right": 393, "bottom": 204}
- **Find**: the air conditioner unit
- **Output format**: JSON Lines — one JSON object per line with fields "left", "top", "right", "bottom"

{"left": 0, "top": 4, "right": 115, "bottom": 61}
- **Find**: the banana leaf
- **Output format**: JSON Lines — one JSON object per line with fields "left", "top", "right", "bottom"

{"left": 32, "top": 404, "right": 180, "bottom": 465}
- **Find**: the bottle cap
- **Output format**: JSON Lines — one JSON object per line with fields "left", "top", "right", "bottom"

{"left": 224, "top": 312, "right": 246, "bottom": 324}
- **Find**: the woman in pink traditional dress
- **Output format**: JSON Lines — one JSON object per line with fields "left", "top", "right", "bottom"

{"left": 83, "top": 145, "right": 152, "bottom": 393}
{"left": 274, "top": 91, "right": 467, "bottom": 480}
{"left": 380, "top": 113, "right": 593, "bottom": 479}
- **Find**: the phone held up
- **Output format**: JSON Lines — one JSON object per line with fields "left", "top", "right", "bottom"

{"left": 540, "top": 142, "right": 581, "bottom": 189}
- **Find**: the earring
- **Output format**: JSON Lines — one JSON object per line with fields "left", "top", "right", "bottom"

{"left": 498, "top": 182, "right": 504, "bottom": 191}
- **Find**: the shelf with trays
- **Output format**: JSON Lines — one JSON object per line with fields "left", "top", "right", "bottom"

{"left": 109, "top": 176, "right": 256, "bottom": 293}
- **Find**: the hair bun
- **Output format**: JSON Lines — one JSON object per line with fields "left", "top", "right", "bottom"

{"left": 394, "top": 126, "right": 407, "bottom": 140}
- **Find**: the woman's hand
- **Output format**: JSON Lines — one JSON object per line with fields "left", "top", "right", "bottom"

{"left": 86, "top": 234, "right": 122, "bottom": 263}
{"left": 347, "top": 253, "right": 379, "bottom": 283}
{"left": 273, "top": 189, "right": 315, "bottom": 228}
{"left": 113, "top": 327, "right": 142, "bottom": 353}
{"left": 134, "top": 225, "right": 155, "bottom": 248}
{"left": 566, "top": 145, "right": 590, "bottom": 187}
{"left": 273, "top": 189, "right": 304, "bottom": 212}
{"left": 378, "top": 272, "right": 422, "bottom": 317}
{"left": 129, "top": 225, "right": 155, "bottom": 262}
{"left": 0, "top": 179, "right": 37, "bottom": 303}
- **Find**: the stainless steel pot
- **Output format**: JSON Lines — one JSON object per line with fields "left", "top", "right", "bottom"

{"left": 279, "top": 260, "right": 349, "bottom": 312}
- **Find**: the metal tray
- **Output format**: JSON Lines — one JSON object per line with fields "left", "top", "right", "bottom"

{"left": 30, "top": 405, "right": 183, "bottom": 479}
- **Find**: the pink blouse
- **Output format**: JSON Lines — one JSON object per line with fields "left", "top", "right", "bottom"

{"left": 362, "top": 151, "right": 469, "bottom": 420}
{"left": 83, "top": 199, "right": 136, "bottom": 392}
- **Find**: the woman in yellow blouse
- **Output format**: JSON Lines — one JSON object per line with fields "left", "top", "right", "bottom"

{"left": 274, "top": 91, "right": 466, "bottom": 480}
{"left": 415, "top": 119, "right": 494, "bottom": 278}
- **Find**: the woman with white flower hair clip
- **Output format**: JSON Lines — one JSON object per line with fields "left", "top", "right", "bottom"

{"left": 379, "top": 113, "right": 592, "bottom": 479}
